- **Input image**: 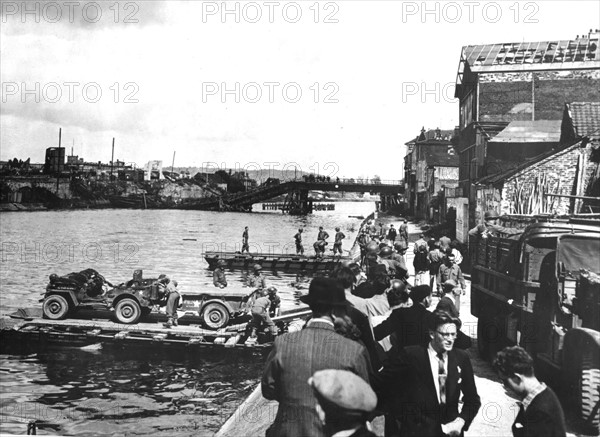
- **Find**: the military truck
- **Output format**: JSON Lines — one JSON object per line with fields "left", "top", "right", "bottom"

{"left": 470, "top": 218, "right": 600, "bottom": 433}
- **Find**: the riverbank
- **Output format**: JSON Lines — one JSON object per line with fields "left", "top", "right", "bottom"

{"left": 0, "top": 176, "right": 382, "bottom": 212}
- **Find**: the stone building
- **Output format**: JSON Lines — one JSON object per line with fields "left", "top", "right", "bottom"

{"left": 403, "top": 127, "right": 456, "bottom": 219}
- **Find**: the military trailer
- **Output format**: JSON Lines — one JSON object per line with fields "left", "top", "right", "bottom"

{"left": 470, "top": 218, "right": 600, "bottom": 432}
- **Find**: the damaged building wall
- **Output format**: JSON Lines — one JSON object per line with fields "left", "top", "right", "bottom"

{"left": 478, "top": 70, "right": 600, "bottom": 122}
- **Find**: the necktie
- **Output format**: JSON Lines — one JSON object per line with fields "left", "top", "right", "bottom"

{"left": 437, "top": 352, "right": 447, "bottom": 405}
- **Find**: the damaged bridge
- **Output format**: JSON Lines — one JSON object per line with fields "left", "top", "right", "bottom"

{"left": 177, "top": 179, "right": 404, "bottom": 214}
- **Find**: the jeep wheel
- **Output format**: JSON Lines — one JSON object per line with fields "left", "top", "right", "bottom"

{"left": 114, "top": 298, "right": 141, "bottom": 324}
{"left": 42, "top": 295, "right": 71, "bottom": 320}
{"left": 201, "top": 302, "right": 230, "bottom": 330}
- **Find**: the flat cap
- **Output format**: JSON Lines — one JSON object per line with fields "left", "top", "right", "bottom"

{"left": 308, "top": 369, "right": 377, "bottom": 413}
{"left": 443, "top": 279, "right": 458, "bottom": 290}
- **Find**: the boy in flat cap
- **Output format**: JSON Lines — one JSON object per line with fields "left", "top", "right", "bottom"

{"left": 309, "top": 369, "right": 377, "bottom": 437}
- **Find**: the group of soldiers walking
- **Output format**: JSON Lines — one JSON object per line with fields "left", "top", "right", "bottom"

{"left": 240, "top": 225, "right": 348, "bottom": 258}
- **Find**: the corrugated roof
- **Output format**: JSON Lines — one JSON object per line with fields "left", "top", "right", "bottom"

{"left": 567, "top": 102, "right": 600, "bottom": 138}
{"left": 462, "top": 36, "right": 599, "bottom": 73}
{"left": 489, "top": 120, "right": 562, "bottom": 143}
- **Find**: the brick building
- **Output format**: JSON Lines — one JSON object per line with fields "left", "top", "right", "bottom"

{"left": 452, "top": 31, "right": 600, "bottom": 231}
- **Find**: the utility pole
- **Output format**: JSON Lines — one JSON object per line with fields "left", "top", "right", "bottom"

{"left": 56, "top": 128, "right": 62, "bottom": 194}
{"left": 171, "top": 151, "right": 176, "bottom": 174}
{"left": 110, "top": 138, "right": 115, "bottom": 181}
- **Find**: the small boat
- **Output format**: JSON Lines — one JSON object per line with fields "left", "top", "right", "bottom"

{"left": 204, "top": 251, "right": 352, "bottom": 272}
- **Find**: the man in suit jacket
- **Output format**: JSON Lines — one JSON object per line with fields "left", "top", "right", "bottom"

{"left": 436, "top": 280, "right": 460, "bottom": 318}
{"left": 262, "top": 277, "right": 372, "bottom": 437}
{"left": 374, "top": 284, "right": 433, "bottom": 350}
{"left": 493, "top": 346, "right": 566, "bottom": 437}
{"left": 375, "top": 310, "right": 481, "bottom": 437}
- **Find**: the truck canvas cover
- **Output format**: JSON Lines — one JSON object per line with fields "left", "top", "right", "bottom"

{"left": 557, "top": 233, "right": 600, "bottom": 277}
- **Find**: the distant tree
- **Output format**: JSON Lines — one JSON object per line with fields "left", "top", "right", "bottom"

{"left": 372, "top": 175, "right": 382, "bottom": 184}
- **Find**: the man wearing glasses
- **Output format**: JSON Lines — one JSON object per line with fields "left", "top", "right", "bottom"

{"left": 375, "top": 310, "right": 481, "bottom": 436}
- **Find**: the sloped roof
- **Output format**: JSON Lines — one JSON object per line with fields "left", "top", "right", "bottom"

{"left": 461, "top": 36, "right": 599, "bottom": 73}
{"left": 477, "top": 138, "right": 584, "bottom": 185}
{"left": 423, "top": 146, "right": 459, "bottom": 167}
{"left": 567, "top": 102, "right": 600, "bottom": 138}
{"left": 476, "top": 122, "right": 510, "bottom": 139}
{"left": 489, "top": 120, "right": 562, "bottom": 143}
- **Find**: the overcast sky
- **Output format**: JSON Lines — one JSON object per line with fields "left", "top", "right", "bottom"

{"left": 1, "top": 0, "right": 599, "bottom": 179}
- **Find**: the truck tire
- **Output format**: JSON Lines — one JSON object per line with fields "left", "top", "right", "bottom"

{"left": 42, "top": 295, "right": 71, "bottom": 320}
{"left": 579, "top": 354, "right": 600, "bottom": 434}
{"left": 201, "top": 302, "right": 230, "bottom": 330}
{"left": 114, "top": 298, "right": 141, "bottom": 324}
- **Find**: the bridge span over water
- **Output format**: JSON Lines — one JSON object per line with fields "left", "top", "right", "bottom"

{"left": 178, "top": 178, "right": 404, "bottom": 214}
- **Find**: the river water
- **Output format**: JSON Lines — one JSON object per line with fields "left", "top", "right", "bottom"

{"left": 0, "top": 202, "right": 375, "bottom": 436}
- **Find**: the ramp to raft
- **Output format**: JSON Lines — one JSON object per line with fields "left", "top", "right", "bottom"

{"left": 215, "top": 384, "right": 386, "bottom": 437}
{"left": 215, "top": 385, "right": 277, "bottom": 437}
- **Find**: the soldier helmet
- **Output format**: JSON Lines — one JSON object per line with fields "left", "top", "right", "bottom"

{"left": 380, "top": 246, "right": 393, "bottom": 258}
{"left": 217, "top": 259, "right": 227, "bottom": 267}
{"left": 335, "top": 227, "right": 340, "bottom": 231}
{"left": 484, "top": 210, "right": 499, "bottom": 220}
{"left": 49, "top": 274, "right": 59, "bottom": 282}
{"left": 267, "top": 286, "right": 277, "bottom": 295}
{"left": 253, "top": 264, "right": 262, "bottom": 271}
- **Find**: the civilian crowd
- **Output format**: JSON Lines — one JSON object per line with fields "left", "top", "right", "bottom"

{"left": 258, "top": 219, "right": 566, "bottom": 437}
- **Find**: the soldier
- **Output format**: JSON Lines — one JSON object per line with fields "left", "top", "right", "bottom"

{"left": 163, "top": 279, "right": 181, "bottom": 328}
{"left": 213, "top": 259, "right": 227, "bottom": 288}
{"left": 267, "top": 286, "right": 281, "bottom": 317}
{"left": 333, "top": 227, "right": 345, "bottom": 255}
{"left": 314, "top": 240, "right": 328, "bottom": 259}
{"left": 242, "top": 226, "right": 250, "bottom": 253}
{"left": 469, "top": 210, "right": 521, "bottom": 239}
{"left": 294, "top": 228, "right": 304, "bottom": 255}
{"left": 317, "top": 226, "right": 329, "bottom": 242}
{"left": 249, "top": 288, "right": 277, "bottom": 339}
{"left": 398, "top": 218, "right": 409, "bottom": 247}
{"left": 437, "top": 253, "right": 466, "bottom": 311}
{"left": 357, "top": 230, "right": 370, "bottom": 265}
{"left": 246, "top": 264, "right": 267, "bottom": 289}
